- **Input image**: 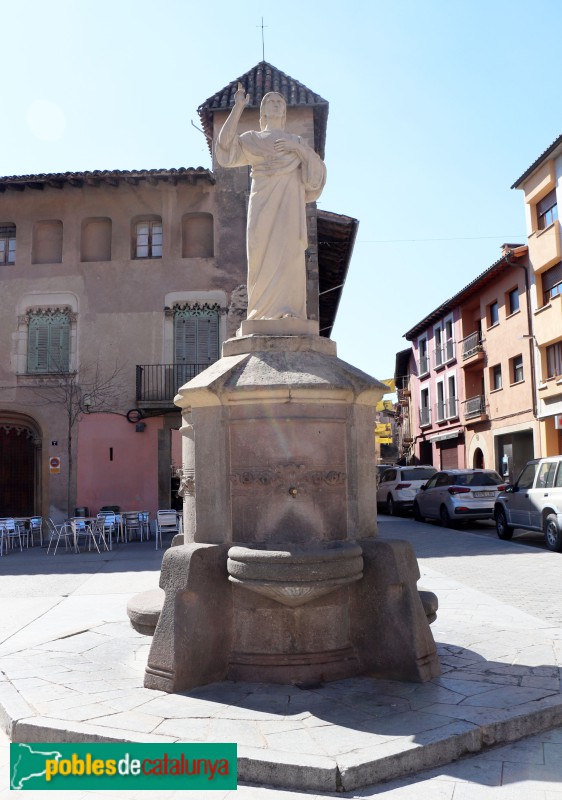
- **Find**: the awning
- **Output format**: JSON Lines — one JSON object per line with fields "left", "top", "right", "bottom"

{"left": 428, "top": 430, "right": 462, "bottom": 443}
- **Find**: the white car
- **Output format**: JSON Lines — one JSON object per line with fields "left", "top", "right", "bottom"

{"left": 377, "top": 466, "right": 437, "bottom": 516}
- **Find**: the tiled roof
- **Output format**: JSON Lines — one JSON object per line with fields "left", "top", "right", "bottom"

{"left": 403, "top": 246, "right": 528, "bottom": 340}
{"left": 0, "top": 167, "right": 214, "bottom": 192}
{"left": 511, "top": 133, "right": 562, "bottom": 189}
{"left": 198, "top": 61, "right": 329, "bottom": 158}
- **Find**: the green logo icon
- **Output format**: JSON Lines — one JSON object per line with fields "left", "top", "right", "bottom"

{"left": 10, "top": 743, "right": 237, "bottom": 790}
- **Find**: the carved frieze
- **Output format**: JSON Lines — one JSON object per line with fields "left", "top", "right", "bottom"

{"left": 19, "top": 306, "right": 77, "bottom": 325}
{"left": 230, "top": 462, "right": 346, "bottom": 495}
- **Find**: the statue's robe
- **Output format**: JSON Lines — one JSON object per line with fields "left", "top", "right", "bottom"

{"left": 216, "top": 129, "right": 326, "bottom": 320}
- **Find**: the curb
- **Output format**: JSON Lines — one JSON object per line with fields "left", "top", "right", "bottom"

{"left": 4, "top": 692, "right": 562, "bottom": 791}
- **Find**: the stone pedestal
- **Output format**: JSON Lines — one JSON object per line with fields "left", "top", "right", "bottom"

{"left": 141, "top": 334, "right": 440, "bottom": 692}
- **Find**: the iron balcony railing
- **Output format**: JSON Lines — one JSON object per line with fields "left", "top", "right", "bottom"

{"left": 461, "top": 331, "right": 484, "bottom": 360}
{"left": 435, "top": 397, "right": 459, "bottom": 423}
{"left": 136, "top": 363, "right": 210, "bottom": 403}
{"left": 434, "top": 339, "right": 456, "bottom": 368}
{"left": 447, "top": 396, "right": 458, "bottom": 419}
{"left": 419, "top": 355, "right": 429, "bottom": 376}
{"left": 462, "top": 394, "right": 487, "bottom": 419}
{"left": 419, "top": 407, "right": 431, "bottom": 427}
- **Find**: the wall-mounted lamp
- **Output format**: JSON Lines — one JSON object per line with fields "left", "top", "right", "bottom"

{"left": 82, "top": 395, "right": 92, "bottom": 413}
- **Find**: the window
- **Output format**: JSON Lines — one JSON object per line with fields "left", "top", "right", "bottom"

{"left": 537, "top": 461, "right": 556, "bottom": 489}
{"left": 135, "top": 219, "right": 162, "bottom": 259}
{"left": 447, "top": 374, "right": 458, "bottom": 418}
{"left": 420, "top": 387, "right": 430, "bottom": 426}
{"left": 547, "top": 341, "right": 562, "bottom": 378}
{"left": 507, "top": 287, "right": 520, "bottom": 315}
{"left": 516, "top": 462, "right": 538, "bottom": 490}
{"left": 491, "top": 364, "right": 502, "bottom": 391}
{"left": 436, "top": 381, "right": 445, "bottom": 422}
{"left": 542, "top": 262, "right": 562, "bottom": 305}
{"left": 27, "top": 310, "right": 70, "bottom": 373}
{"left": 381, "top": 469, "right": 396, "bottom": 483}
{"left": 0, "top": 224, "right": 16, "bottom": 264}
{"left": 537, "top": 188, "right": 558, "bottom": 230}
{"left": 511, "top": 354, "right": 524, "bottom": 384}
{"left": 418, "top": 336, "right": 429, "bottom": 375}
{"left": 444, "top": 317, "right": 455, "bottom": 362}
{"left": 488, "top": 301, "right": 499, "bottom": 327}
{"left": 174, "top": 304, "right": 220, "bottom": 372}
{"left": 434, "top": 325, "right": 443, "bottom": 368}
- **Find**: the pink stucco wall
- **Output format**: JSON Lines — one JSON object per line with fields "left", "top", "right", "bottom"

{"left": 76, "top": 412, "right": 162, "bottom": 518}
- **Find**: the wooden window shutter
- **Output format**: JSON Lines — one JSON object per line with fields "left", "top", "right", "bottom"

{"left": 174, "top": 306, "right": 219, "bottom": 365}
{"left": 27, "top": 312, "right": 70, "bottom": 373}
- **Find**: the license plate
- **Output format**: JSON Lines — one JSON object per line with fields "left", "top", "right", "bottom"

{"left": 473, "top": 490, "right": 494, "bottom": 497}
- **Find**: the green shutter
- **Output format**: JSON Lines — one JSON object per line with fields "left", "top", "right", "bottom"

{"left": 27, "top": 312, "right": 70, "bottom": 373}
{"left": 174, "top": 306, "right": 219, "bottom": 365}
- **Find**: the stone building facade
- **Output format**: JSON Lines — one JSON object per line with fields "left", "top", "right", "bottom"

{"left": 0, "top": 62, "right": 356, "bottom": 521}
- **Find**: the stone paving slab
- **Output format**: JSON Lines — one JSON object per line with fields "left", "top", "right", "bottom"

{"left": 1, "top": 526, "right": 562, "bottom": 792}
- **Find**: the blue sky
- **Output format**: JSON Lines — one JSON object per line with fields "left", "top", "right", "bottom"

{"left": 3, "top": 0, "right": 560, "bottom": 380}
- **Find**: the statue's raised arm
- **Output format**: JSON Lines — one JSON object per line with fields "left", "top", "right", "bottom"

{"left": 216, "top": 88, "right": 326, "bottom": 322}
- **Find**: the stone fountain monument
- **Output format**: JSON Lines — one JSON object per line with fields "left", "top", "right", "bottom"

{"left": 133, "top": 66, "right": 440, "bottom": 693}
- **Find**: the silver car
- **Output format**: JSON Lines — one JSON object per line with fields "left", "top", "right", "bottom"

{"left": 494, "top": 457, "right": 562, "bottom": 551}
{"left": 413, "top": 469, "right": 506, "bottom": 527}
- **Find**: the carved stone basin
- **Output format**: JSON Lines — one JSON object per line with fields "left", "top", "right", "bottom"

{"left": 227, "top": 541, "right": 363, "bottom": 607}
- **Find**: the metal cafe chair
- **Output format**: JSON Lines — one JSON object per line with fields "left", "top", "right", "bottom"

{"left": 71, "top": 518, "right": 100, "bottom": 553}
{"left": 122, "top": 512, "right": 141, "bottom": 542}
{"left": 46, "top": 518, "right": 74, "bottom": 555}
{"left": 96, "top": 513, "right": 116, "bottom": 549}
{"left": 89, "top": 518, "right": 112, "bottom": 552}
{"left": 155, "top": 509, "right": 181, "bottom": 549}
{"left": 139, "top": 511, "right": 150, "bottom": 541}
{"left": 28, "top": 516, "right": 43, "bottom": 547}
{"left": 3, "top": 518, "right": 23, "bottom": 552}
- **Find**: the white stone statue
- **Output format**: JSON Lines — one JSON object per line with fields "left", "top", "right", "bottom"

{"left": 216, "top": 84, "right": 327, "bottom": 321}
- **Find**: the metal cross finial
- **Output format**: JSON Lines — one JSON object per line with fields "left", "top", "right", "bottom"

{"left": 257, "top": 17, "right": 268, "bottom": 61}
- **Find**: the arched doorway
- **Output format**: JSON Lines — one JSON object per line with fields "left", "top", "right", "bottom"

{"left": 473, "top": 448, "right": 485, "bottom": 469}
{"left": 0, "top": 413, "right": 42, "bottom": 516}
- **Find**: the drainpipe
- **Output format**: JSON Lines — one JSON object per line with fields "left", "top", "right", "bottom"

{"left": 504, "top": 250, "right": 537, "bottom": 419}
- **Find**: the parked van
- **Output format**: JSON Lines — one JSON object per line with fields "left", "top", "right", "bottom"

{"left": 494, "top": 456, "right": 562, "bottom": 551}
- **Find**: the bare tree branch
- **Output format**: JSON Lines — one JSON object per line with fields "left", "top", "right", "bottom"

{"left": 30, "top": 361, "right": 126, "bottom": 516}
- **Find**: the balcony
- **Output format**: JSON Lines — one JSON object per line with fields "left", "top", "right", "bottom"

{"left": 447, "top": 397, "right": 459, "bottom": 419}
{"left": 533, "top": 292, "right": 562, "bottom": 347}
{"left": 418, "top": 355, "right": 429, "bottom": 377}
{"left": 136, "top": 363, "right": 210, "bottom": 409}
{"left": 462, "top": 394, "right": 488, "bottom": 424}
{"left": 460, "top": 331, "right": 485, "bottom": 368}
{"left": 435, "top": 401, "right": 446, "bottom": 423}
{"left": 419, "top": 407, "right": 431, "bottom": 427}
{"left": 528, "top": 219, "right": 561, "bottom": 272}
{"left": 434, "top": 339, "right": 456, "bottom": 370}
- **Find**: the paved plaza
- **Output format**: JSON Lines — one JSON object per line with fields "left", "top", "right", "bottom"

{"left": 1, "top": 518, "right": 562, "bottom": 797}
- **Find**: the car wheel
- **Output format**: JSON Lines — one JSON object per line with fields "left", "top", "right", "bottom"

{"left": 544, "top": 514, "right": 562, "bottom": 552}
{"left": 495, "top": 508, "right": 513, "bottom": 540}
{"left": 387, "top": 496, "right": 396, "bottom": 516}
{"left": 439, "top": 505, "right": 454, "bottom": 528}
{"left": 413, "top": 501, "right": 424, "bottom": 522}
